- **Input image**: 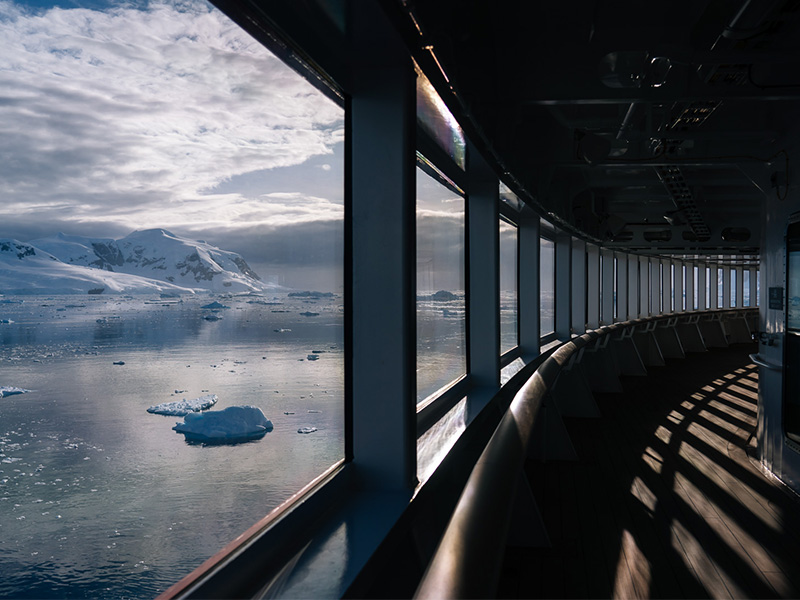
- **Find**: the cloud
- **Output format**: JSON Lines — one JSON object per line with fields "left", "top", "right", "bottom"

{"left": 0, "top": 0, "right": 344, "bottom": 239}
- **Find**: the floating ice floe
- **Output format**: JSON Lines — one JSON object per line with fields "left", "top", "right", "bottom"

{"left": 306, "top": 354, "right": 319, "bottom": 361}
{"left": 0, "top": 319, "right": 13, "bottom": 324}
{"left": 298, "top": 427, "right": 318, "bottom": 434}
{"left": 203, "top": 314, "right": 222, "bottom": 321}
{"left": 173, "top": 405, "right": 273, "bottom": 443}
{"left": 147, "top": 394, "right": 218, "bottom": 416}
{"left": 0, "top": 387, "right": 31, "bottom": 398}
{"left": 112, "top": 361, "right": 125, "bottom": 365}
{"left": 201, "top": 301, "right": 230, "bottom": 310}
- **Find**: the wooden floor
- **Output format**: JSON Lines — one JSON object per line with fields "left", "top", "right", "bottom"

{"left": 499, "top": 344, "right": 800, "bottom": 599}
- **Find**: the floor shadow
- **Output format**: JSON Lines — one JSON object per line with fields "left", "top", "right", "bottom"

{"left": 499, "top": 344, "right": 800, "bottom": 599}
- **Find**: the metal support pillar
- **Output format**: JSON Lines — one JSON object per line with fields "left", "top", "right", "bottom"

{"left": 555, "top": 232, "right": 572, "bottom": 339}
{"left": 571, "top": 239, "right": 586, "bottom": 334}
{"left": 519, "top": 214, "right": 540, "bottom": 358}
{"left": 351, "top": 48, "right": 416, "bottom": 492}
{"left": 467, "top": 147, "right": 500, "bottom": 390}
{"left": 586, "top": 244, "right": 600, "bottom": 330}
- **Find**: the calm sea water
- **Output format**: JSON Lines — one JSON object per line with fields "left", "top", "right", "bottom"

{"left": 0, "top": 293, "right": 344, "bottom": 599}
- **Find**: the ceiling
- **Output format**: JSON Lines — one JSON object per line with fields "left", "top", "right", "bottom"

{"left": 395, "top": 0, "right": 800, "bottom": 261}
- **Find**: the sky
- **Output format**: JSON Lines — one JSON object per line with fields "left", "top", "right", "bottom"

{"left": 0, "top": 0, "right": 344, "bottom": 290}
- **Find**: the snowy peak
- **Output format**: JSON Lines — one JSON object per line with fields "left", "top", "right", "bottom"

{"left": 4, "top": 230, "right": 274, "bottom": 295}
{"left": 115, "top": 229, "right": 262, "bottom": 289}
{"left": 0, "top": 239, "right": 42, "bottom": 261}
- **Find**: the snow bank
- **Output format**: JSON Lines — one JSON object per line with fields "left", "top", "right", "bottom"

{"left": 173, "top": 405, "right": 273, "bottom": 443}
{"left": 147, "top": 394, "right": 218, "bottom": 416}
{"left": 0, "top": 387, "right": 31, "bottom": 398}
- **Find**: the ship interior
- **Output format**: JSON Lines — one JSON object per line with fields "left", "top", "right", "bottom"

{"left": 161, "top": 0, "right": 800, "bottom": 598}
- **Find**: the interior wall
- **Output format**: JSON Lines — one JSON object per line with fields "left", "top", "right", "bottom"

{"left": 758, "top": 181, "right": 800, "bottom": 490}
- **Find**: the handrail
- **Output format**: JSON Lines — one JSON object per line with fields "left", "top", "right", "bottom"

{"left": 414, "top": 308, "right": 757, "bottom": 599}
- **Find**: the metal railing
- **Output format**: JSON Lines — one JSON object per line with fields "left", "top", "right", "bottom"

{"left": 414, "top": 308, "right": 757, "bottom": 599}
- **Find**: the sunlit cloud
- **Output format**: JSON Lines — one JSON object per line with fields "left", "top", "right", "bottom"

{"left": 0, "top": 0, "right": 343, "bottom": 240}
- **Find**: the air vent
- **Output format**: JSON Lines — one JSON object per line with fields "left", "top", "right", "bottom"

{"left": 644, "top": 230, "right": 673, "bottom": 242}
{"left": 721, "top": 227, "right": 751, "bottom": 242}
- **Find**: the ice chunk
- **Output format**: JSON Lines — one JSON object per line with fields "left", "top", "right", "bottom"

{"left": 173, "top": 406, "right": 273, "bottom": 443}
{"left": 0, "top": 387, "right": 31, "bottom": 398}
{"left": 297, "top": 427, "right": 317, "bottom": 434}
{"left": 112, "top": 361, "right": 125, "bottom": 365}
{"left": 200, "top": 301, "right": 230, "bottom": 310}
{"left": 147, "top": 394, "right": 218, "bottom": 416}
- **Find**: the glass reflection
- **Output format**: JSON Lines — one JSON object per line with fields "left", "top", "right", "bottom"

{"left": 416, "top": 164, "right": 466, "bottom": 403}
{"left": 540, "top": 238, "right": 555, "bottom": 335}
{"left": 500, "top": 218, "right": 518, "bottom": 354}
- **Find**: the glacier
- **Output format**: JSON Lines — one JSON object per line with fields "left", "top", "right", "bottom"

{"left": 147, "top": 394, "right": 218, "bottom": 416}
{"left": 172, "top": 405, "right": 273, "bottom": 443}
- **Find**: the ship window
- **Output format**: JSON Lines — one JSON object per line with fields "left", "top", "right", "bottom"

{"left": 718, "top": 268, "right": 724, "bottom": 308}
{"left": 500, "top": 217, "right": 518, "bottom": 354}
{"left": 706, "top": 267, "right": 711, "bottom": 308}
{"left": 670, "top": 263, "right": 675, "bottom": 312}
{"left": 682, "top": 265, "right": 687, "bottom": 310}
{"left": 0, "top": 0, "right": 344, "bottom": 596}
{"left": 415, "top": 65, "right": 466, "bottom": 171}
{"left": 613, "top": 255, "right": 618, "bottom": 320}
{"left": 499, "top": 182, "right": 524, "bottom": 212}
{"left": 693, "top": 265, "right": 699, "bottom": 310}
{"left": 744, "top": 270, "right": 751, "bottom": 306}
{"left": 731, "top": 269, "right": 738, "bottom": 307}
{"left": 757, "top": 270, "right": 761, "bottom": 306}
{"left": 416, "top": 159, "right": 466, "bottom": 404}
{"left": 540, "top": 237, "right": 556, "bottom": 335}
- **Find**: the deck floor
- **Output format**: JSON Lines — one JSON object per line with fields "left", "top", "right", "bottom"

{"left": 499, "top": 344, "right": 800, "bottom": 599}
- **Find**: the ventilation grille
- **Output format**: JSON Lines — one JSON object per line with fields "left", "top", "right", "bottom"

{"left": 655, "top": 165, "right": 711, "bottom": 241}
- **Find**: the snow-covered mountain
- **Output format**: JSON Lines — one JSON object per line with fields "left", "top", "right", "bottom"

{"left": 0, "top": 230, "right": 272, "bottom": 295}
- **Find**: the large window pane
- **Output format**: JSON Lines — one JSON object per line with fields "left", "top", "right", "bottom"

{"left": 0, "top": 1, "right": 344, "bottom": 597}
{"left": 718, "top": 268, "right": 725, "bottom": 307}
{"left": 744, "top": 270, "right": 751, "bottom": 306}
{"left": 540, "top": 238, "right": 555, "bottom": 335}
{"left": 499, "top": 218, "right": 518, "bottom": 354}
{"left": 731, "top": 269, "right": 738, "bottom": 307}
{"left": 416, "top": 164, "right": 466, "bottom": 403}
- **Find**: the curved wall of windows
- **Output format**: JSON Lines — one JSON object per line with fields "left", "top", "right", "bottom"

{"left": 0, "top": 1, "right": 765, "bottom": 595}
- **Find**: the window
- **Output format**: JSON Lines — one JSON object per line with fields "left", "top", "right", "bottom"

{"left": 540, "top": 237, "right": 556, "bottom": 335}
{"left": 744, "top": 270, "right": 751, "bottom": 306}
{"left": 693, "top": 265, "right": 699, "bottom": 310}
{"left": 731, "top": 269, "right": 738, "bottom": 307}
{"left": 613, "top": 255, "right": 618, "bottom": 320}
{"left": 706, "top": 266, "right": 711, "bottom": 308}
{"left": 757, "top": 270, "right": 761, "bottom": 306}
{"left": 682, "top": 265, "right": 687, "bottom": 310}
{"left": 499, "top": 218, "right": 518, "bottom": 354}
{"left": 416, "top": 162, "right": 466, "bottom": 403}
{"left": 670, "top": 263, "right": 675, "bottom": 312}
{"left": 718, "top": 268, "right": 724, "bottom": 308}
{"left": 0, "top": 1, "right": 344, "bottom": 597}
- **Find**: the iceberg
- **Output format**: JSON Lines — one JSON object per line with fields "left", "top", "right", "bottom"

{"left": 147, "top": 394, "right": 218, "bottom": 416}
{"left": 297, "top": 427, "right": 318, "bottom": 434}
{"left": 0, "top": 387, "right": 31, "bottom": 398}
{"left": 201, "top": 301, "right": 230, "bottom": 310}
{"left": 172, "top": 405, "right": 273, "bottom": 443}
